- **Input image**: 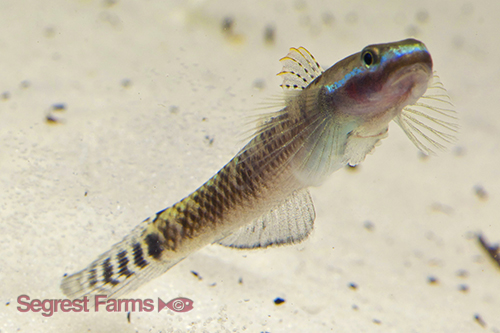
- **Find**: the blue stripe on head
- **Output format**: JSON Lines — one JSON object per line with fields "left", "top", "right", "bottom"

{"left": 380, "top": 43, "right": 428, "bottom": 64}
{"left": 325, "top": 66, "right": 364, "bottom": 94}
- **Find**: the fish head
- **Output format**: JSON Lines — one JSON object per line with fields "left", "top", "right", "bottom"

{"left": 314, "top": 38, "right": 433, "bottom": 137}
{"left": 355, "top": 38, "right": 433, "bottom": 109}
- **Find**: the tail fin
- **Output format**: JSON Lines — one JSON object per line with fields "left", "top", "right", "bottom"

{"left": 61, "top": 215, "right": 184, "bottom": 302}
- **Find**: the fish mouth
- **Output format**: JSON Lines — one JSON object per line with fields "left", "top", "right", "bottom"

{"left": 388, "top": 62, "right": 432, "bottom": 105}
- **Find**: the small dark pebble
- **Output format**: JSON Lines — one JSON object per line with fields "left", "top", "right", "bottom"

{"left": 363, "top": 220, "right": 374, "bottom": 231}
{"left": 191, "top": 270, "right": 202, "bottom": 280}
{"left": 52, "top": 103, "right": 66, "bottom": 111}
{"left": 458, "top": 284, "right": 469, "bottom": 293}
{"left": 264, "top": 25, "right": 275, "bottom": 44}
{"left": 473, "top": 185, "right": 488, "bottom": 200}
{"left": 348, "top": 282, "right": 358, "bottom": 290}
{"left": 474, "top": 314, "right": 486, "bottom": 328}
{"left": 127, "top": 311, "right": 131, "bottom": 323}
{"left": 46, "top": 114, "right": 62, "bottom": 124}
{"left": 477, "top": 233, "right": 500, "bottom": 268}
{"left": 273, "top": 297, "right": 285, "bottom": 305}
{"left": 121, "top": 78, "right": 132, "bottom": 88}
{"left": 6, "top": 302, "right": 10, "bottom": 306}
{"left": 238, "top": 277, "right": 243, "bottom": 284}
{"left": 204, "top": 135, "right": 214, "bottom": 146}
{"left": 222, "top": 17, "right": 234, "bottom": 34}
{"left": 427, "top": 276, "right": 439, "bottom": 285}
{"left": 372, "top": 319, "right": 382, "bottom": 325}
{"left": 456, "top": 269, "right": 469, "bottom": 278}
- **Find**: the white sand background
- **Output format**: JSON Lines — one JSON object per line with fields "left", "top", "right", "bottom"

{"left": 1, "top": 0, "right": 499, "bottom": 332}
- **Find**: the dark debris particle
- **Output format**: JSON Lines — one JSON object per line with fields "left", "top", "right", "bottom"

{"left": 169, "top": 105, "right": 179, "bottom": 114}
{"left": 363, "top": 220, "right": 374, "bottom": 231}
{"left": 52, "top": 103, "right": 66, "bottom": 111}
{"left": 458, "top": 284, "right": 469, "bottom": 293}
{"left": 63, "top": 273, "right": 68, "bottom": 277}
{"left": 204, "top": 135, "right": 214, "bottom": 146}
{"left": 427, "top": 276, "right": 439, "bottom": 285}
{"left": 273, "top": 297, "right": 285, "bottom": 305}
{"left": 20, "top": 80, "right": 30, "bottom": 88}
{"left": 456, "top": 269, "right": 469, "bottom": 278}
{"left": 264, "top": 24, "right": 275, "bottom": 44}
{"left": 220, "top": 16, "right": 244, "bottom": 44}
{"left": 474, "top": 314, "right": 487, "bottom": 328}
{"left": 209, "top": 282, "right": 217, "bottom": 287}
{"left": 477, "top": 233, "right": 500, "bottom": 268}
{"left": 221, "top": 17, "right": 234, "bottom": 34}
{"left": 46, "top": 114, "right": 63, "bottom": 124}
{"left": 127, "top": 311, "right": 131, "bottom": 323}
{"left": 191, "top": 271, "right": 202, "bottom": 280}
{"left": 121, "top": 78, "right": 132, "bottom": 88}
{"left": 6, "top": 302, "right": 10, "bottom": 306}
{"left": 352, "top": 304, "right": 358, "bottom": 310}
{"left": 84, "top": 191, "right": 88, "bottom": 197}
{"left": 372, "top": 319, "right": 382, "bottom": 325}
{"left": 473, "top": 185, "right": 488, "bottom": 201}
{"left": 348, "top": 282, "right": 358, "bottom": 290}
{"left": 2, "top": 91, "right": 10, "bottom": 100}
{"left": 238, "top": 277, "right": 243, "bottom": 284}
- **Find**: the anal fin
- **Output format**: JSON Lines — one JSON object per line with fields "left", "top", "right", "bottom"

{"left": 217, "top": 189, "right": 316, "bottom": 249}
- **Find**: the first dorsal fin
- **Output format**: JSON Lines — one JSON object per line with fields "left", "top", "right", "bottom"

{"left": 217, "top": 189, "right": 315, "bottom": 249}
{"left": 277, "top": 47, "right": 324, "bottom": 90}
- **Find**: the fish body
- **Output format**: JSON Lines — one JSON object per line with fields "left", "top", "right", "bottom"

{"left": 61, "top": 39, "right": 456, "bottom": 300}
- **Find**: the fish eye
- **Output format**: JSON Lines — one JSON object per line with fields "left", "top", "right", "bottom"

{"left": 361, "top": 49, "right": 377, "bottom": 67}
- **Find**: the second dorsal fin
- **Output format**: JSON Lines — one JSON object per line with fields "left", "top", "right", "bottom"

{"left": 277, "top": 47, "right": 324, "bottom": 90}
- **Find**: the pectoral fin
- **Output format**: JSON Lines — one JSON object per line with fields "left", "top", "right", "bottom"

{"left": 218, "top": 189, "right": 316, "bottom": 249}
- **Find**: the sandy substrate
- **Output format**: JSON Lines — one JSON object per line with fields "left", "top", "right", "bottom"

{"left": 1, "top": 0, "right": 499, "bottom": 332}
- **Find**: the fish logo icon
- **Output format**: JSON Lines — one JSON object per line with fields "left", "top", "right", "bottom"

{"left": 158, "top": 297, "right": 194, "bottom": 313}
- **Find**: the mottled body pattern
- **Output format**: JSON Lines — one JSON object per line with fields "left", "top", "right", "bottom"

{"left": 61, "top": 39, "right": 456, "bottom": 300}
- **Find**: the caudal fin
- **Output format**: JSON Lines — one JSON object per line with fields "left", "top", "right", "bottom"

{"left": 61, "top": 215, "right": 184, "bottom": 301}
